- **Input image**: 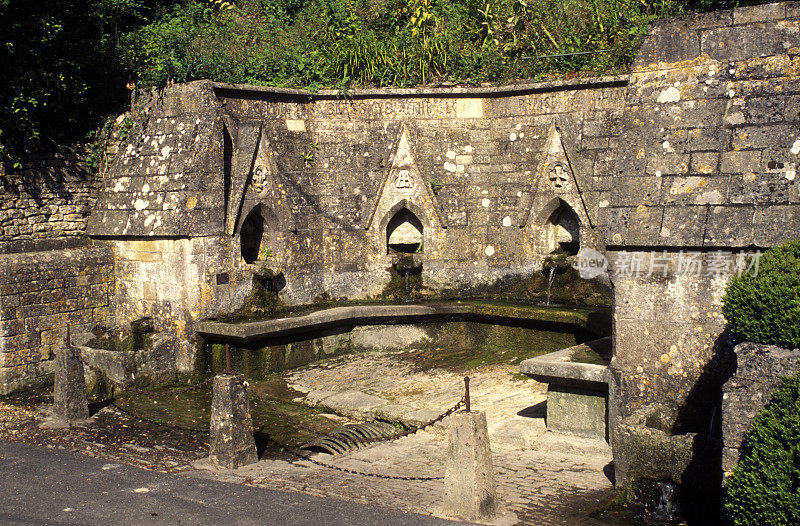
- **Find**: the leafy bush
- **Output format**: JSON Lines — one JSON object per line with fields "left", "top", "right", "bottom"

{"left": 0, "top": 0, "right": 178, "bottom": 165}
{"left": 722, "top": 240, "right": 800, "bottom": 349}
{"left": 724, "top": 374, "right": 800, "bottom": 525}
{"left": 0, "top": 0, "right": 779, "bottom": 163}
{"left": 124, "top": 0, "right": 691, "bottom": 90}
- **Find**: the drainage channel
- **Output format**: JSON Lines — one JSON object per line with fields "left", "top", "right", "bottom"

{"left": 297, "top": 421, "right": 404, "bottom": 455}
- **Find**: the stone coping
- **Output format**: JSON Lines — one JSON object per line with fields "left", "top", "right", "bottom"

{"left": 211, "top": 74, "right": 629, "bottom": 100}
{"left": 196, "top": 303, "right": 602, "bottom": 343}
{"left": 519, "top": 337, "right": 611, "bottom": 389}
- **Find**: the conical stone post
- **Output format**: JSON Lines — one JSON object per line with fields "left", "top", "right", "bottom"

{"left": 52, "top": 344, "right": 89, "bottom": 423}
{"left": 443, "top": 410, "right": 498, "bottom": 521}
{"left": 209, "top": 373, "right": 258, "bottom": 469}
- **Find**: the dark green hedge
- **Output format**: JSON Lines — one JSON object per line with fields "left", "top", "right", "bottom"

{"left": 724, "top": 374, "right": 800, "bottom": 525}
{"left": 722, "top": 240, "right": 800, "bottom": 350}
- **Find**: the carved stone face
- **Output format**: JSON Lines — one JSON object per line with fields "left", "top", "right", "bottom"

{"left": 549, "top": 163, "right": 569, "bottom": 189}
{"left": 395, "top": 169, "right": 414, "bottom": 191}
{"left": 253, "top": 166, "right": 267, "bottom": 192}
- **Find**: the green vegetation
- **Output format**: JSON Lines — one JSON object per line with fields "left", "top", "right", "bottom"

{"left": 724, "top": 373, "right": 800, "bottom": 525}
{"left": 0, "top": 0, "right": 179, "bottom": 166}
{"left": 722, "top": 240, "right": 800, "bottom": 349}
{"left": 113, "top": 377, "right": 340, "bottom": 447}
{"left": 0, "top": 0, "right": 769, "bottom": 165}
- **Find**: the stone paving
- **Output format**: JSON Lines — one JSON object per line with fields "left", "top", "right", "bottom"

{"left": 194, "top": 350, "right": 618, "bottom": 525}
{"left": 196, "top": 429, "right": 615, "bottom": 525}
{"left": 283, "top": 350, "right": 551, "bottom": 447}
{"left": 1, "top": 349, "right": 619, "bottom": 525}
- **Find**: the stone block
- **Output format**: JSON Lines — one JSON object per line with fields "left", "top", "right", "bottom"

{"left": 455, "top": 99, "right": 483, "bottom": 119}
{"left": 52, "top": 345, "right": 89, "bottom": 423}
{"left": 754, "top": 205, "right": 800, "bottom": 246}
{"left": 546, "top": 385, "right": 607, "bottom": 440}
{"left": 442, "top": 411, "right": 497, "bottom": 521}
{"left": 209, "top": 374, "right": 258, "bottom": 469}
{"left": 733, "top": 2, "right": 786, "bottom": 25}
{"left": 704, "top": 205, "right": 755, "bottom": 247}
{"left": 659, "top": 205, "right": 707, "bottom": 246}
{"left": 613, "top": 403, "right": 721, "bottom": 490}
{"left": 721, "top": 342, "right": 800, "bottom": 472}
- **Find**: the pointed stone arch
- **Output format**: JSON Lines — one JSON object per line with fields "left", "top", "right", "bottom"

{"left": 380, "top": 200, "right": 429, "bottom": 254}
{"left": 520, "top": 122, "right": 591, "bottom": 230}
{"left": 364, "top": 124, "right": 445, "bottom": 231}
{"left": 365, "top": 125, "right": 444, "bottom": 260}
{"left": 540, "top": 198, "right": 581, "bottom": 254}
{"left": 240, "top": 205, "right": 265, "bottom": 264}
{"left": 223, "top": 114, "right": 295, "bottom": 236}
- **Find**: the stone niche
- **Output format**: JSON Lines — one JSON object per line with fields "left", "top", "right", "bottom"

{"left": 387, "top": 207, "right": 424, "bottom": 254}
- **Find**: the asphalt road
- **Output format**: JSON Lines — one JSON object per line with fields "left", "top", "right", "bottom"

{"left": 0, "top": 440, "right": 466, "bottom": 525}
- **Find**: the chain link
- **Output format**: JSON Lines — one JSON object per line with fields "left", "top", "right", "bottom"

{"left": 275, "top": 396, "right": 466, "bottom": 481}
{"left": 290, "top": 450, "right": 446, "bottom": 481}
{"left": 102, "top": 373, "right": 467, "bottom": 482}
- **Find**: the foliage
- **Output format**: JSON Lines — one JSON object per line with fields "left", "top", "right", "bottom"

{"left": 0, "top": 0, "right": 178, "bottom": 166}
{"left": 722, "top": 240, "right": 800, "bottom": 350}
{"left": 724, "top": 373, "right": 800, "bottom": 525}
{"left": 124, "top": 0, "right": 692, "bottom": 91}
{"left": 0, "top": 0, "right": 781, "bottom": 164}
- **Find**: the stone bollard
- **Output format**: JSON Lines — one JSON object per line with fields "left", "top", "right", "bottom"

{"left": 53, "top": 344, "right": 90, "bottom": 423}
{"left": 209, "top": 374, "right": 258, "bottom": 469}
{"left": 443, "top": 410, "right": 498, "bottom": 521}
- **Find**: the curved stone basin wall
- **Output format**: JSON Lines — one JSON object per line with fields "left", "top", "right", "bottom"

{"left": 196, "top": 303, "right": 608, "bottom": 379}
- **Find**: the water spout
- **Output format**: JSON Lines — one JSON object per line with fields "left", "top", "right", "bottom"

{"left": 546, "top": 267, "right": 556, "bottom": 306}
{"left": 652, "top": 480, "right": 678, "bottom": 522}
{"left": 403, "top": 269, "right": 410, "bottom": 297}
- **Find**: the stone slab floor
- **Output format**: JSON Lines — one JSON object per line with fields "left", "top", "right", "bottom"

{"left": 197, "top": 350, "right": 617, "bottom": 525}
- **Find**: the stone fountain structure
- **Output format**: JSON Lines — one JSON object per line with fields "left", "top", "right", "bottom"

{"left": 2, "top": 2, "right": 800, "bottom": 515}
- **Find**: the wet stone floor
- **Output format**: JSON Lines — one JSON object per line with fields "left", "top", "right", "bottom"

{"left": 0, "top": 349, "right": 624, "bottom": 525}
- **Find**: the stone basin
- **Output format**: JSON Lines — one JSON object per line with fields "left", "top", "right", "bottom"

{"left": 195, "top": 302, "right": 610, "bottom": 381}
{"left": 519, "top": 337, "right": 611, "bottom": 440}
{"left": 197, "top": 302, "right": 608, "bottom": 343}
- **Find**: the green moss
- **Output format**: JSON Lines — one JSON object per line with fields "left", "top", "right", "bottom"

{"left": 86, "top": 331, "right": 150, "bottom": 353}
{"left": 113, "top": 378, "right": 339, "bottom": 449}
{"left": 570, "top": 346, "right": 611, "bottom": 366}
{"left": 396, "top": 321, "right": 580, "bottom": 373}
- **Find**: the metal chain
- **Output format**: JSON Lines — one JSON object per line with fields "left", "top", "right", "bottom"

{"left": 289, "top": 449, "right": 446, "bottom": 481}
{"left": 103, "top": 369, "right": 469, "bottom": 482}
{"left": 272, "top": 396, "right": 466, "bottom": 481}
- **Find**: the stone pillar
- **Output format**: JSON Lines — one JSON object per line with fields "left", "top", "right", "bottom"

{"left": 53, "top": 345, "right": 89, "bottom": 423}
{"left": 443, "top": 411, "right": 497, "bottom": 521}
{"left": 209, "top": 374, "right": 258, "bottom": 469}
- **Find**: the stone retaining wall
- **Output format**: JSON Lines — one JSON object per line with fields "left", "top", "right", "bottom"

{"left": 0, "top": 245, "right": 115, "bottom": 394}
{"left": 607, "top": 3, "right": 800, "bottom": 474}
{"left": 721, "top": 341, "right": 800, "bottom": 473}
{"left": 0, "top": 141, "right": 97, "bottom": 252}
{"left": 87, "top": 76, "right": 627, "bottom": 363}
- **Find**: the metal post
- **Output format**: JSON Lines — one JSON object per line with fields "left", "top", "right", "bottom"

{"left": 225, "top": 343, "right": 231, "bottom": 374}
{"left": 464, "top": 376, "right": 471, "bottom": 412}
